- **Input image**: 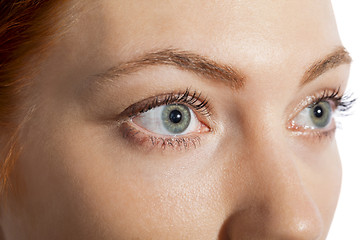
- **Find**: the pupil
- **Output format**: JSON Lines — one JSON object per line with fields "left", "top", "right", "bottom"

{"left": 314, "top": 105, "right": 323, "bottom": 118}
{"left": 169, "top": 110, "right": 182, "bottom": 124}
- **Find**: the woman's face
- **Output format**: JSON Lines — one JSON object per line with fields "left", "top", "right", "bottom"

{"left": 1, "top": 0, "right": 351, "bottom": 239}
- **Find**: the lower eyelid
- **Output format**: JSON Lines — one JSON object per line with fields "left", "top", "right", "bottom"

{"left": 288, "top": 118, "right": 337, "bottom": 141}
{"left": 119, "top": 121, "right": 202, "bottom": 152}
{"left": 291, "top": 126, "right": 337, "bottom": 144}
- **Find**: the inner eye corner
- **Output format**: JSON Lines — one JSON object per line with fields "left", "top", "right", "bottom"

{"left": 286, "top": 119, "right": 300, "bottom": 132}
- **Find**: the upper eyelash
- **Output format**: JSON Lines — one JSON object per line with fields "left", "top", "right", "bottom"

{"left": 124, "top": 88, "right": 211, "bottom": 118}
{"left": 288, "top": 87, "right": 356, "bottom": 134}
{"left": 162, "top": 88, "right": 211, "bottom": 116}
{"left": 312, "top": 87, "right": 356, "bottom": 113}
{"left": 314, "top": 87, "right": 342, "bottom": 104}
{"left": 335, "top": 93, "right": 356, "bottom": 114}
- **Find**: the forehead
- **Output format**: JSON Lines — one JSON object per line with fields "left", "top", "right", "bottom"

{"left": 57, "top": 0, "right": 341, "bottom": 87}
{"left": 77, "top": 1, "right": 339, "bottom": 50}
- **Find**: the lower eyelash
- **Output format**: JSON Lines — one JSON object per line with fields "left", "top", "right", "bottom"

{"left": 308, "top": 126, "right": 337, "bottom": 142}
{"left": 120, "top": 122, "right": 201, "bottom": 151}
{"left": 290, "top": 123, "right": 337, "bottom": 144}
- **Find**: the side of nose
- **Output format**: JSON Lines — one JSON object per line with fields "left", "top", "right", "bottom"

{"left": 224, "top": 140, "right": 324, "bottom": 240}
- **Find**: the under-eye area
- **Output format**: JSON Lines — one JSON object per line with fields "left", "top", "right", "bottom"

{"left": 120, "top": 122, "right": 202, "bottom": 151}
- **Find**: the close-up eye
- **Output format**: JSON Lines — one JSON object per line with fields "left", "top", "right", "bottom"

{"left": 118, "top": 89, "right": 212, "bottom": 150}
{"left": 292, "top": 100, "right": 334, "bottom": 130}
{"left": 132, "top": 104, "right": 204, "bottom": 136}
{"left": 288, "top": 89, "right": 356, "bottom": 138}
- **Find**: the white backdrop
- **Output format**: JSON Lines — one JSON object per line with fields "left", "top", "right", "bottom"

{"left": 328, "top": 1, "right": 360, "bottom": 239}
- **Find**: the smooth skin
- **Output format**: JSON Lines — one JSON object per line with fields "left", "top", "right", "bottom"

{"left": 0, "top": 0, "right": 350, "bottom": 239}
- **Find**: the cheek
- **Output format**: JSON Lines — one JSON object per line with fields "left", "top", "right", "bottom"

{"left": 11, "top": 121, "right": 110, "bottom": 238}
{"left": 61, "top": 130, "right": 230, "bottom": 238}
{"left": 16, "top": 116, "right": 231, "bottom": 239}
{"left": 305, "top": 141, "right": 342, "bottom": 231}
{"left": 10, "top": 101, "right": 342, "bottom": 239}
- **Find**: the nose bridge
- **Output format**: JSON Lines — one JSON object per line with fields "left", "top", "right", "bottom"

{"left": 225, "top": 134, "right": 324, "bottom": 239}
{"left": 258, "top": 150, "right": 324, "bottom": 239}
{"left": 259, "top": 132, "right": 324, "bottom": 236}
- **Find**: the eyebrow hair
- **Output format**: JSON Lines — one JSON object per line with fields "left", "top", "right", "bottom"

{"left": 94, "top": 47, "right": 351, "bottom": 90}
{"left": 95, "top": 49, "right": 245, "bottom": 89}
{"left": 301, "top": 47, "right": 352, "bottom": 86}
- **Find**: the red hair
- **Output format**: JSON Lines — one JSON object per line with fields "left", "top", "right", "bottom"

{"left": 0, "top": 0, "right": 69, "bottom": 196}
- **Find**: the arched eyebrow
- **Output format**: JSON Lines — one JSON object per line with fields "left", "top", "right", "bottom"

{"left": 94, "top": 47, "right": 351, "bottom": 90}
{"left": 300, "top": 46, "right": 352, "bottom": 86}
{"left": 94, "top": 48, "right": 245, "bottom": 90}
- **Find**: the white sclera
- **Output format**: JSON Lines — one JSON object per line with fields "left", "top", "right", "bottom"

{"left": 132, "top": 105, "right": 201, "bottom": 136}
{"left": 293, "top": 102, "right": 333, "bottom": 130}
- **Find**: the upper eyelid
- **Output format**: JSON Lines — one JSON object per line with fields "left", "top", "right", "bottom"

{"left": 287, "top": 88, "right": 344, "bottom": 122}
{"left": 118, "top": 90, "right": 212, "bottom": 120}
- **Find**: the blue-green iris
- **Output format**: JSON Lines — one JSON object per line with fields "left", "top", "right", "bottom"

{"left": 161, "top": 104, "right": 191, "bottom": 134}
{"left": 310, "top": 101, "right": 331, "bottom": 128}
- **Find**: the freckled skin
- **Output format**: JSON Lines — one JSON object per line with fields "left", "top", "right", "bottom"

{"left": 0, "top": 0, "right": 349, "bottom": 239}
